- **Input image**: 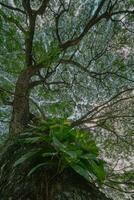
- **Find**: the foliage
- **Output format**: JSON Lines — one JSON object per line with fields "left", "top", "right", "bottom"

{"left": 33, "top": 41, "right": 61, "bottom": 66}
{"left": 14, "top": 119, "right": 106, "bottom": 184}
{"left": 0, "top": 0, "right": 134, "bottom": 199}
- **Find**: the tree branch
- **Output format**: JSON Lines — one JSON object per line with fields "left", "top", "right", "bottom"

{"left": 112, "top": 10, "right": 134, "bottom": 16}
{"left": 22, "top": 1, "right": 37, "bottom": 66}
{"left": 30, "top": 97, "right": 46, "bottom": 119}
{"left": 60, "top": 0, "right": 107, "bottom": 49}
{"left": 59, "top": 0, "right": 134, "bottom": 50}
{"left": 0, "top": 2, "right": 26, "bottom": 14}
{"left": 0, "top": 86, "right": 14, "bottom": 95}
{"left": 0, "top": 10, "right": 26, "bottom": 33}
{"left": 72, "top": 88, "right": 134, "bottom": 126}
{"left": 22, "top": 0, "right": 32, "bottom": 14}
{"left": 36, "top": 0, "right": 50, "bottom": 15}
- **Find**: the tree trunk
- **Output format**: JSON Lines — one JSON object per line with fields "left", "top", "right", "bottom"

{"left": 9, "top": 7, "right": 37, "bottom": 135}
{"left": 10, "top": 67, "right": 36, "bottom": 135}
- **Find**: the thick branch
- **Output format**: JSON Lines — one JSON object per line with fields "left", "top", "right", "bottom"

{"left": 59, "top": 0, "right": 134, "bottom": 50}
{"left": 60, "top": 0, "right": 107, "bottom": 49}
{"left": 22, "top": 0, "right": 32, "bottom": 14}
{"left": 36, "top": 0, "right": 50, "bottom": 15}
{"left": 112, "top": 10, "right": 134, "bottom": 16}
{"left": 22, "top": 1, "right": 37, "bottom": 66}
{"left": 60, "top": 13, "right": 106, "bottom": 50}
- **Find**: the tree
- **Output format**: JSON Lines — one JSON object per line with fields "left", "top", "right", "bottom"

{"left": 0, "top": 0, "right": 134, "bottom": 199}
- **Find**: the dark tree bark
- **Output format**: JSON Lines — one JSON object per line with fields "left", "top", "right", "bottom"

{"left": 9, "top": 67, "right": 36, "bottom": 134}
{"left": 9, "top": 3, "right": 37, "bottom": 135}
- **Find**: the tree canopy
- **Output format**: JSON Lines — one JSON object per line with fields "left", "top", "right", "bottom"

{"left": 0, "top": 0, "right": 134, "bottom": 199}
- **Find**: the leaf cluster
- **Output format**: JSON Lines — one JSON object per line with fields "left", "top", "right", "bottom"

{"left": 33, "top": 41, "right": 61, "bottom": 67}
{"left": 14, "top": 118, "right": 106, "bottom": 184}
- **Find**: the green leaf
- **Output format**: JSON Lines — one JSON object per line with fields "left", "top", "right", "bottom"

{"left": 52, "top": 136, "right": 66, "bottom": 150}
{"left": 12, "top": 119, "right": 106, "bottom": 184}
{"left": 24, "top": 137, "right": 41, "bottom": 143}
{"left": 27, "top": 163, "right": 46, "bottom": 176}
{"left": 50, "top": 125, "right": 72, "bottom": 142}
{"left": 42, "top": 152, "right": 57, "bottom": 157}
{"left": 80, "top": 153, "right": 97, "bottom": 160}
{"left": 13, "top": 150, "right": 41, "bottom": 167}
{"left": 64, "top": 150, "right": 78, "bottom": 159}
{"left": 89, "top": 160, "right": 106, "bottom": 181}
{"left": 71, "top": 164, "right": 92, "bottom": 182}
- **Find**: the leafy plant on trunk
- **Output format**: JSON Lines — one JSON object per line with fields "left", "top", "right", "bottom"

{"left": 14, "top": 119, "right": 106, "bottom": 184}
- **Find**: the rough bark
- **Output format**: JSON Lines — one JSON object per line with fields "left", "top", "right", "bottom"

{"left": 10, "top": 3, "right": 37, "bottom": 135}
{"left": 9, "top": 67, "right": 36, "bottom": 135}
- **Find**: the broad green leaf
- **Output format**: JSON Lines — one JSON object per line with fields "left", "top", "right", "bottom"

{"left": 52, "top": 136, "right": 66, "bottom": 150}
{"left": 71, "top": 164, "right": 92, "bottom": 182}
{"left": 14, "top": 150, "right": 41, "bottom": 167}
{"left": 89, "top": 160, "right": 106, "bottom": 181}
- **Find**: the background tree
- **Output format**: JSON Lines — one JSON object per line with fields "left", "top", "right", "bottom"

{"left": 0, "top": 0, "right": 134, "bottom": 199}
